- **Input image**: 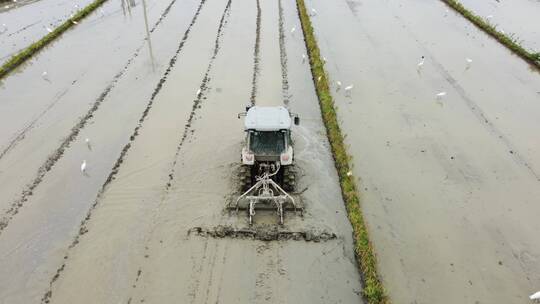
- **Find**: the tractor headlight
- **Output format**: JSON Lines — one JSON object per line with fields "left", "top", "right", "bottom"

{"left": 242, "top": 148, "right": 255, "bottom": 165}
{"left": 280, "top": 151, "right": 292, "bottom": 165}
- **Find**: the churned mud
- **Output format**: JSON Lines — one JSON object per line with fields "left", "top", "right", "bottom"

{"left": 188, "top": 225, "right": 337, "bottom": 242}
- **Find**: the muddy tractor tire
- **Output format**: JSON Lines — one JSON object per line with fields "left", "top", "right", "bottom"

{"left": 282, "top": 165, "right": 296, "bottom": 192}
{"left": 239, "top": 165, "right": 253, "bottom": 191}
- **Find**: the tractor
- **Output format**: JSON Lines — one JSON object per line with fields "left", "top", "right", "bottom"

{"left": 234, "top": 105, "right": 301, "bottom": 225}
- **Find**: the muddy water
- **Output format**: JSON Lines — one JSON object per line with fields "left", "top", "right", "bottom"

{"left": 0, "top": 0, "right": 96, "bottom": 65}
{"left": 459, "top": 0, "right": 540, "bottom": 52}
{"left": 0, "top": 0, "right": 174, "bottom": 216}
{"left": 307, "top": 0, "right": 540, "bottom": 302}
{"left": 35, "top": 0, "right": 364, "bottom": 303}
{"left": 0, "top": 0, "right": 205, "bottom": 302}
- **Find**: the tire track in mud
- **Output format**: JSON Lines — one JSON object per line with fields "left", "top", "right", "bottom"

{"left": 123, "top": 2, "right": 233, "bottom": 301}
{"left": 255, "top": 243, "right": 274, "bottom": 303}
{"left": 201, "top": 241, "right": 220, "bottom": 303}
{"left": 212, "top": 241, "right": 229, "bottom": 303}
{"left": 40, "top": 0, "right": 208, "bottom": 302}
{"left": 277, "top": 0, "right": 290, "bottom": 105}
{"left": 187, "top": 239, "right": 210, "bottom": 302}
{"left": 249, "top": 0, "right": 261, "bottom": 105}
{"left": 0, "top": 0, "right": 179, "bottom": 234}
{"left": 5, "top": 20, "right": 42, "bottom": 38}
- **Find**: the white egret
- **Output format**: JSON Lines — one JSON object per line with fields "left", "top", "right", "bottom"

{"left": 344, "top": 85, "right": 354, "bottom": 96}
{"left": 530, "top": 291, "right": 540, "bottom": 301}
{"left": 417, "top": 56, "right": 425, "bottom": 69}
{"left": 290, "top": 27, "right": 296, "bottom": 34}
{"left": 336, "top": 81, "right": 342, "bottom": 91}
{"left": 436, "top": 91, "right": 447, "bottom": 99}
{"left": 45, "top": 26, "right": 53, "bottom": 33}
{"left": 41, "top": 71, "right": 50, "bottom": 82}
{"left": 85, "top": 138, "right": 91, "bottom": 149}
{"left": 80, "top": 160, "right": 87, "bottom": 173}
{"left": 196, "top": 88, "right": 201, "bottom": 96}
{"left": 302, "top": 53, "right": 306, "bottom": 63}
{"left": 465, "top": 57, "right": 472, "bottom": 69}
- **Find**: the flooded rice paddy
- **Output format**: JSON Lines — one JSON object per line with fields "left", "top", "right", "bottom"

{"left": 1, "top": 0, "right": 540, "bottom": 303}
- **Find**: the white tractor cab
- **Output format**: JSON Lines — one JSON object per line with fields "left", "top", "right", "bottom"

{"left": 234, "top": 105, "right": 301, "bottom": 225}
{"left": 239, "top": 105, "right": 299, "bottom": 191}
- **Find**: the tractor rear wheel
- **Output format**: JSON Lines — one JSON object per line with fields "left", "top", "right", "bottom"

{"left": 239, "top": 165, "right": 253, "bottom": 191}
{"left": 282, "top": 166, "right": 296, "bottom": 192}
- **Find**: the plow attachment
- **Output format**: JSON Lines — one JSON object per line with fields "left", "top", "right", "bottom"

{"left": 231, "top": 172, "right": 302, "bottom": 225}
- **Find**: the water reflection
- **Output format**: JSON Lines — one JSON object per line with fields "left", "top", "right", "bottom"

{"left": 141, "top": 0, "right": 155, "bottom": 71}
{"left": 120, "top": 0, "right": 136, "bottom": 17}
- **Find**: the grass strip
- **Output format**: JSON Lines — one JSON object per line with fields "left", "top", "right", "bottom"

{"left": 295, "top": 0, "right": 388, "bottom": 303}
{"left": 442, "top": 0, "right": 540, "bottom": 70}
{"left": 0, "top": 0, "right": 109, "bottom": 80}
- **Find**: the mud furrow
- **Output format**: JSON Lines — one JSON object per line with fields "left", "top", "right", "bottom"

{"left": 400, "top": 14, "right": 540, "bottom": 181}
{"left": 0, "top": 0, "right": 175, "bottom": 162}
{"left": 0, "top": 0, "right": 179, "bottom": 234}
{"left": 165, "top": 0, "right": 231, "bottom": 190}
{"left": 124, "top": 1, "right": 233, "bottom": 300}
{"left": 5, "top": 20, "right": 41, "bottom": 38}
{"left": 430, "top": 56, "right": 540, "bottom": 181}
{"left": 39, "top": 0, "right": 208, "bottom": 302}
{"left": 0, "top": 72, "right": 85, "bottom": 159}
{"left": 249, "top": 0, "right": 261, "bottom": 105}
{"left": 277, "top": 0, "right": 290, "bottom": 105}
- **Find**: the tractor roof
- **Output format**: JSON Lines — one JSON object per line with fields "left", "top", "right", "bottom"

{"left": 245, "top": 106, "right": 291, "bottom": 131}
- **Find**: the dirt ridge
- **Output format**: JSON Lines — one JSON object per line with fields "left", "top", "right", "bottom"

{"left": 277, "top": 0, "right": 290, "bottom": 105}
{"left": 249, "top": 0, "right": 262, "bottom": 105}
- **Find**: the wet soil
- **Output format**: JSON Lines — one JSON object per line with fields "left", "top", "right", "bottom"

{"left": 458, "top": 0, "right": 540, "bottom": 52}
{"left": 188, "top": 225, "right": 337, "bottom": 242}
{"left": 0, "top": 0, "right": 364, "bottom": 302}
{"left": 307, "top": 0, "right": 540, "bottom": 302}
{"left": 0, "top": 0, "right": 97, "bottom": 65}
